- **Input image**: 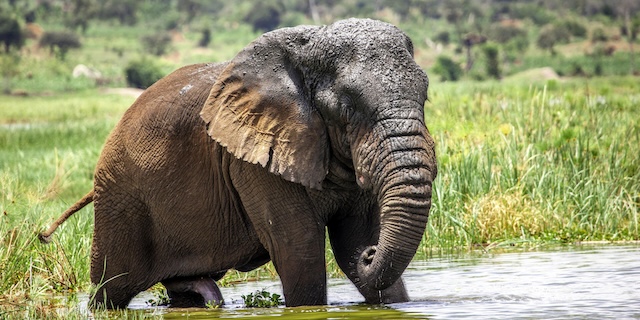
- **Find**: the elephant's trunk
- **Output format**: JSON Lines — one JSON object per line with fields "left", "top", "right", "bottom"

{"left": 354, "top": 103, "right": 436, "bottom": 291}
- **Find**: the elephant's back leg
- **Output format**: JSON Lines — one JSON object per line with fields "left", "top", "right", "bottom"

{"left": 162, "top": 273, "right": 225, "bottom": 308}
{"left": 90, "top": 187, "right": 157, "bottom": 309}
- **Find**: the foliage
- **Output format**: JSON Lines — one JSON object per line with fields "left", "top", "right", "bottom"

{"left": 536, "top": 24, "right": 570, "bottom": 55}
{"left": 124, "top": 57, "right": 165, "bottom": 89}
{"left": 140, "top": 32, "right": 172, "bottom": 56}
{"left": 241, "top": 289, "right": 283, "bottom": 308}
{"left": 243, "top": 0, "right": 284, "bottom": 32}
{"left": 590, "top": 27, "right": 609, "bottom": 43}
{"left": 486, "top": 24, "right": 527, "bottom": 44}
{"left": 38, "top": 31, "right": 81, "bottom": 60}
{"left": 198, "top": 28, "right": 211, "bottom": 47}
{"left": 97, "top": 0, "right": 139, "bottom": 25}
{"left": 556, "top": 19, "right": 587, "bottom": 38}
{"left": 0, "top": 12, "right": 24, "bottom": 53}
{"left": 482, "top": 43, "right": 500, "bottom": 79}
{"left": 432, "top": 55, "right": 463, "bottom": 81}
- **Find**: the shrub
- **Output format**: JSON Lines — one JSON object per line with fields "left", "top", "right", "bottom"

{"left": 487, "top": 24, "right": 527, "bottom": 44}
{"left": 38, "top": 31, "right": 81, "bottom": 60}
{"left": 556, "top": 20, "right": 587, "bottom": 38}
{"left": 124, "top": 57, "right": 165, "bottom": 89}
{"left": 483, "top": 43, "right": 501, "bottom": 79}
{"left": 536, "top": 24, "right": 570, "bottom": 55}
{"left": 141, "top": 32, "right": 172, "bottom": 56}
{"left": 432, "top": 55, "right": 463, "bottom": 81}
{"left": 435, "top": 31, "right": 451, "bottom": 45}
{"left": 198, "top": 28, "right": 211, "bottom": 47}
{"left": 243, "top": 0, "right": 284, "bottom": 32}
{"left": 591, "top": 27, "right": 608, "bottom": 43}
{"left": 0, "top": 13, "right": 25, "bottom": 53}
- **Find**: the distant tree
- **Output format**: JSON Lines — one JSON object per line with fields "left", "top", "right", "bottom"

{"left": 125, "top": 57, "right": 165, "bottom": 89}
{"left": 0, "top": 13, "right": 24, "bottom": 53}
{"left": 244, "top": 0, "right": 284, "bottom": 32}
{"left": 536, "top": 24, "right": 570, "bottom": 55}
{"left": 556, "top": 20, "right": 587, "bottom": 39}
{"left": 463, "top": 33, "right": 487, "bottom": 72}
{"left": 39, "top": 31, "right": 81, "bottom": 60}
{"left": 617, "top": 0, "right": 640, "bottom": 74}
{"left": 435, "top": 31, "right": 451, "bottom": 45}
{"left": 65, "top": 0, "right": 96, "bottom": 33}
{"left": 198, "top": 28, "right": 211, "bottom": 47}
{"left": 141, "top": 32, "right": 172, "bottom": 56}
{"left": 590, "top": 27, "right": 608, "bottom": 43}
{"left": 487, "top": 24, "right": 527, "bottom": 44}
{"left": 483, "top": 43, "right": 501, "bottom": 79}
{"left": 432, "top": 55, "right": 463, "bottom": 81}
{"left": 177, "top": 0, "right": 202, "bottom": 22}
{"left": 98, "top": 0, "right": 139, "bottom": 25}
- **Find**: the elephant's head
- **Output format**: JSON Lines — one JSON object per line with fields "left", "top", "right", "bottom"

{"left": 201, "top": 18, "right": 436, "bottom": 291}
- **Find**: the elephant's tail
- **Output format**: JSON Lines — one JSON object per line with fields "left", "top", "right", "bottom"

{"left": 38, "top": 190, "right": 95, "bottom": 244}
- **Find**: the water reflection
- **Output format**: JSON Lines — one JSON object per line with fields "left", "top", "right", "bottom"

{"left": 119, "top": 244, "right": 640, "bottom": 319}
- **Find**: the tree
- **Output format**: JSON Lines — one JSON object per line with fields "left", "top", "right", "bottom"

{"left": 244, "top": 0, "right": 284, "bottom": 32}
{"left": 483, "top": 43, "right": 501, "bottom": 79}
{"left": 65, "top": 0, "right": 96, "bottom": 33}
{"left": 39, "top": 31, "right": 81, "bottom": 60}
{"left": 463, "top": 33, "right": 487, "bottom": 72}
{"left": 141, "top": 32, "right": 172, "bottom": 56}
{"left": 432, "top": 55, "right": 463, "bottom": 81}
{"left": 98, "top": 0, "right": 139, "bottom": 25}
{"left": 0, "top": 13, "right": 24, "bottom": 53}
{"left": 536, "top": 24, "right": 570, "bottom": 55}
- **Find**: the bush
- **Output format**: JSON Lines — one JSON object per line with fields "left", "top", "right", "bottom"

{"left": 536, "top": 24, "right": 570, "bottom": 55}
{"left": 557, "top": 20, "right": 587, "bottom": 38}
{"left": 0, "top": 13, "right": 24, "bottom": 53}
{"left": 38, "top": 31, "right": 81, "bottom": 60}
{"left": 243, "top": 0, "right": 284, "bottom": 32}
{"left": 487, "top": 24, "right": 527, "bottom": 44}
{"left": 591, "top": 27, "right": 608, "bottom": 43}
{"left": 198, "top": 28, "right": 211, "bottom": 47}
{"left": 433, "top": 55, "right": 463, "bottom": 81}
{"left": 141, "top": 32, "right": 172, "bottom": 56}
{"left": 483, "top": 43, "right": 501, "bottom": 79}
{"left": 124, "top": 57, "right": 165, "bottom": 89}
{"left": 434, "top": 31, "right": 451, "bottom": 45}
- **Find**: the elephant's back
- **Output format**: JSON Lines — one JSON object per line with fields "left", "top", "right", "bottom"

{"left": 101, "top": 62, "right": 228, "bottom": 173}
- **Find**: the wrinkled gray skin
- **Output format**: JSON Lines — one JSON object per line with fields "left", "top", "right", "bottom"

{"left": 81, "top": 18, "right": 436, "bottom": 308}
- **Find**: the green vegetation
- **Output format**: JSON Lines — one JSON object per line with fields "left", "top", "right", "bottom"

{"left": 241, "top": 290, "right": 283, "bottom": 308}
{"left": 1, "top": 0, "right": 639, "bottom": 318}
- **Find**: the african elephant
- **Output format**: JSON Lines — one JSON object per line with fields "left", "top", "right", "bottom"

{"left": 39, "top": 18, "right": 437, "bottom": 309}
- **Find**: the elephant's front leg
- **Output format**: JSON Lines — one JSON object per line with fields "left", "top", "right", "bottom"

{"left": 231, "top": 162, "right": 328, "bottom": 307}
{"left": 328, "top": 214, "right": 409, "bottom": 304}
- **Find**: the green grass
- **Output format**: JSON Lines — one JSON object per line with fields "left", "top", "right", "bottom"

{"left": 1, "top": 77, "right": 639, "bottom": 317}
{"left": 419, "top": 76, "right": 639, "bottom": 254}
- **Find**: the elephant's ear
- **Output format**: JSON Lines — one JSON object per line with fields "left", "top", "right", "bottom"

{"left": 200, "top": 29, "right": 329, "bottom": 190}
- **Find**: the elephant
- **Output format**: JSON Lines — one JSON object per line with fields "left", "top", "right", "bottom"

{"left": 39, "top": 18, "right": 437, "bottom": 309}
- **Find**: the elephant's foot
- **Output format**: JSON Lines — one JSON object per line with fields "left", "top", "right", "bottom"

{"left": 361, "top": 278, "right": 409, "bottom": 304}
{"left": 163, "top": 276, "right": 224, "bottom": 308}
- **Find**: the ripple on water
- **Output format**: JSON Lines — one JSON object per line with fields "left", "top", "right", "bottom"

{"left": 78, "top": 244, "right": 640, "bottom": 319}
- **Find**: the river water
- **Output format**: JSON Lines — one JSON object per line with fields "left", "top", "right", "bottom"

{"left": 106, "top": 244, "right": 639, "bottom": 319}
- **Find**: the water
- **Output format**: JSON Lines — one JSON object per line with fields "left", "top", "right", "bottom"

{"left": 98, "top": 245, "right": 640, "bottom": 319}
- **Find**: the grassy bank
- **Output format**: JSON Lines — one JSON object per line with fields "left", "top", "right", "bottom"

{"left": 1, "top": 77, "right": 639, "bottom": 317}
{"left": 421, "top": 76, "right": 639, "bottom": 254}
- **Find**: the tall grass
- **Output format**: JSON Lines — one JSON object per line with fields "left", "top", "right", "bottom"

{"left": 420, "top": 76, "right": 639, "bottom": 255}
